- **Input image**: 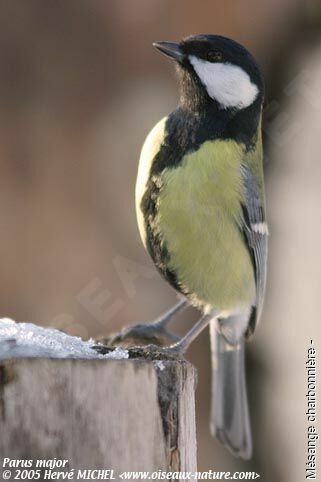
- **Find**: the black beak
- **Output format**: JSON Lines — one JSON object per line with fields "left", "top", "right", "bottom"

{"left": 153, "top": 41, "right": 183, "bottom": 62}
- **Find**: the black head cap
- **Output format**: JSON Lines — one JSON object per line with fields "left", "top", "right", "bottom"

{"left": 154, "top": 34, "right": 264, "bottom": 111}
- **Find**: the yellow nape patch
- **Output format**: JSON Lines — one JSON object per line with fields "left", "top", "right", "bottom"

{"left": 157, "top": 139, "right": 256, "bottom": 311}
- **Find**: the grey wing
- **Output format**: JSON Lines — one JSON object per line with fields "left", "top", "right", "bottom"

{"left": 240, "top": 165, "right": 268, "bottom": 338}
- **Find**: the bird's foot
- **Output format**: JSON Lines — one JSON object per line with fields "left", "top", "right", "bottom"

{"left": 102, "top": 322, "right": 180, "bottom": 349}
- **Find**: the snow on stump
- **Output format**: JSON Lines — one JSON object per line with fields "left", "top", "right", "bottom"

{"left": 0, "top": 319, "right": 197, "bottom": 474}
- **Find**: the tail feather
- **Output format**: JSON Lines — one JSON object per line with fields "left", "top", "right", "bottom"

{"left": 210, "top": 320, "right": 252, "bottom": 459}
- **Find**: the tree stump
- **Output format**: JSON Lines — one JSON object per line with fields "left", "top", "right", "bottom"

{"left": 0, "top": 358, "right": 197, "bottom": 475}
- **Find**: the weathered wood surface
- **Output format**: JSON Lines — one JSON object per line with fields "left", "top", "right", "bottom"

{"left": 0, "top": 359, "right": 197, "bottom": 474}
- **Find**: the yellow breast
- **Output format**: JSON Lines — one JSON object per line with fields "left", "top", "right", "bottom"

{"left": 156, "top": 139, "right": 256, "bottom": 312}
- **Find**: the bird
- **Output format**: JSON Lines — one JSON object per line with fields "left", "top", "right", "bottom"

{"left": 129, "top": 34, "right": 267, "bottom": 459}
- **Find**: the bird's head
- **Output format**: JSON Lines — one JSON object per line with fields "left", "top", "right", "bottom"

{"left": 153, "top": 34, "right": 264, "bottom": 112}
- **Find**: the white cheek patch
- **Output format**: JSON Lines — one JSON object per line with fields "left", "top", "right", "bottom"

{"left": 189, "top": 56, "right": 258, "bottom": 109}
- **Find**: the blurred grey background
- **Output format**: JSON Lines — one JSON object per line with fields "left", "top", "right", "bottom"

{"left": 0, "top": 1, "right": 320, "bottom": 480}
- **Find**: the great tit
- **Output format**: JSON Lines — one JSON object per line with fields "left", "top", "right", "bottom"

{"left": 134, "top": 34, "right": 267, "bottom": 459}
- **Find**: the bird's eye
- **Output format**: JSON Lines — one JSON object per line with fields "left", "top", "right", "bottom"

{"left": 207, "top": 50, "right": 223, "bottom": 62}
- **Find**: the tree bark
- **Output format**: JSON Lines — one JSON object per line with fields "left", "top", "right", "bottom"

{"left": 0, "top": 359, "right": 197, "bottom": 475}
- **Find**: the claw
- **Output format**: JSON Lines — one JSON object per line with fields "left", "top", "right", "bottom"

{"left": 105, "top": 322, "right": 181, "bottom": 348}
{"left": 162, "top": 342, "right": 186, "bottom": 356}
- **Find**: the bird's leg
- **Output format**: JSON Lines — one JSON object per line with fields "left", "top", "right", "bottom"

{"left": 108, "top": 299, "right": 188, "bottom": 346}
{"left": 164, "top": 313, "right": 216, "bottom": 355}
{"left": 150, "top": 299, "right": 188, "bottom": 331}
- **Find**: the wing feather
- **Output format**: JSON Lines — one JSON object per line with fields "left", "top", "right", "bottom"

{"left": 240, "top": 164, "right": 268, "bottom": 337}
